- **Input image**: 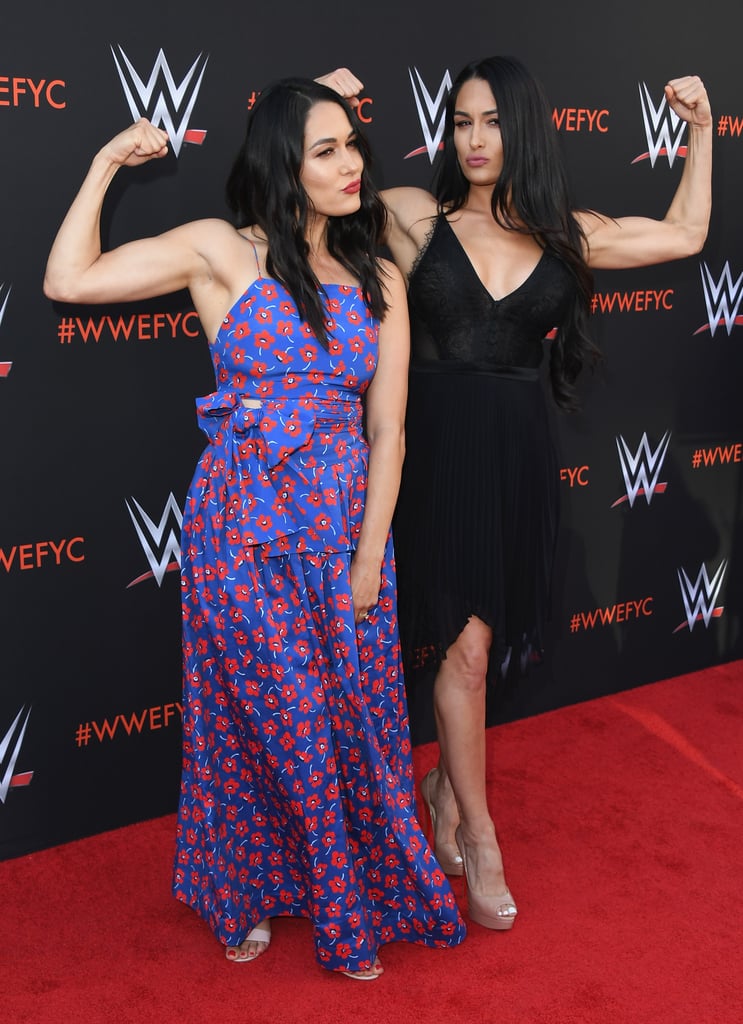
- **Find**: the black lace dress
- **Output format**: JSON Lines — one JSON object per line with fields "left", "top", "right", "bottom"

{"left": 393, "top": 214, "right": 576, "bottom": 687}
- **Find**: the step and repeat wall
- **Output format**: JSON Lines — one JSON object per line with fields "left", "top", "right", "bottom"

{"left": 2, "top": 1, "right": 742, "bottom": 858}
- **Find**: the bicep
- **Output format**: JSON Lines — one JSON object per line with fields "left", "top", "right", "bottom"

{"left": 57, "top": 225, "right": 208, "bottom": 304}
{"left": 576, "top": 210, "right": 698, "bottom": 270}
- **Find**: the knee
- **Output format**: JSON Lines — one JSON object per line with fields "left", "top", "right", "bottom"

{"left": 443, "top": 623, "right": 491, "bottom": 693}
{"left": 453, "top": 650, "right": 489, "bottom": 692}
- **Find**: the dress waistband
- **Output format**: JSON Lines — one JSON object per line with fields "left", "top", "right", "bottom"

{"left": 410, "top": 363, "right": 540, "bottom": 382}
{"left": 193, "top": 389, "right": 362, "bottom": 549}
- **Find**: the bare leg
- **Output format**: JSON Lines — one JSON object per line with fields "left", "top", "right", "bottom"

{"left": 433, "top": 617, "right": 511, "bottom": 901}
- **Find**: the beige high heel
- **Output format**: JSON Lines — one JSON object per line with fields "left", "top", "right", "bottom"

{"left": 455, "top": 826, "right": 518, "bottom": 930}
{"left": 420, "top": 768, "right": 464, "bottom": 876}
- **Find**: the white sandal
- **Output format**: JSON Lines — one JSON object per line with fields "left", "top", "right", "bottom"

{"left": 225, "top": 925, "right": 272, "bottom": 963}
{"left": 343, "top": 958, "right": 383, "bottom": 981}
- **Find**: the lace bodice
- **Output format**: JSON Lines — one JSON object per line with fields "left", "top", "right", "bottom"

{"left": 407, "top": 215, "right": 576, "bottom": 370}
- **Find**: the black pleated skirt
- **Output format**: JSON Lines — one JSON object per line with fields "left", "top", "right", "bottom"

{"left": 393, "top": 366, "right": 559, "bottom": 688}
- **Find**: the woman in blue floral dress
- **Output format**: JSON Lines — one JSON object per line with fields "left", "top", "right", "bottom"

{"left": 45, "top": 78, "right": 466, "bottom": 979}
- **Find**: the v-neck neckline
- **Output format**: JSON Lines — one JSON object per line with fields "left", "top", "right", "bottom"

{"left": 442, "top": 215, "right": 547, "bottom": 304}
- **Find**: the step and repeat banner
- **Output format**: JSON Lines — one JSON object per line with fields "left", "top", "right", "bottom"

{"left": 2, "top": 2, "right": 742, "bottom": 857}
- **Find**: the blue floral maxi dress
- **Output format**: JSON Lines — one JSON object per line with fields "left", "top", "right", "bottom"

{"left": 172, "top": 273, "right": 466, "bottom": 974}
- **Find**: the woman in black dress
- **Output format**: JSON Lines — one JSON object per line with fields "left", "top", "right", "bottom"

{"left": 323, "top": 58, "right": 712, "bottom": 929}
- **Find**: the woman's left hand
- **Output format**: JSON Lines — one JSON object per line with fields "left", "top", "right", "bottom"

{"left": 315, "top": 67, "right": 364, "bottom": 108}
{"left": 664, "top": 75, "right": 712, "bottom": 129}
{"left": 350, "top": 555, "right": 381, "bottom": 624}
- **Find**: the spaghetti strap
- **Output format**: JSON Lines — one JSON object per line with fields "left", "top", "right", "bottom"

{"left": 247, "top": 238, "right": 263, "bottom": 279}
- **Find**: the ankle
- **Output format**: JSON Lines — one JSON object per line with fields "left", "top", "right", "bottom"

{"left": 457, "top": 819, "right": 498, "bottom": 847}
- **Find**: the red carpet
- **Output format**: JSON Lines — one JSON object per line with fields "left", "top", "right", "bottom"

{"left": 3, "top": 662, "right": 742, "bottom": 1024}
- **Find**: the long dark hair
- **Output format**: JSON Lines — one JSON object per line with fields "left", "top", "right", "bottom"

{"left": 433, "top": 56, "right": 598, "bottom": 409}
{"left": 225, "top": 78, "right": 388, "bottom": 349}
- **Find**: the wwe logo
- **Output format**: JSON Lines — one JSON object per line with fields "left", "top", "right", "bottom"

{"left": 612, "top": 431, "right": 671, "bottom": 508}
{"left": 0, "top": 707, "right": 33, "bottom": 805}
{"left": 406, "top": 67, "right": 452, "bottom": 162}
{"left": 635, "top": 82, "right": 687, "bottom": 167}
{"left": 697, "top": 261, "right": 743, "bottom": 337}
{"left": 126, "top": 492, "right": 183, "bottom": 588}
{"left": 111, "top": 46, "right": 209, "bottom": 157}
{"left": 0, "top": 283, "right": 12, "bottom": 379}
{"left": 675, "top": 559, "right": 727, "bottom": 632}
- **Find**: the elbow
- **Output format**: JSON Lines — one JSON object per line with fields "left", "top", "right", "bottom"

{"left": 43, "top": 270, "right": 81, "bottom": 304}
{"left": 689, "top": 227, "right": 709, "bottom": 257}
{"left": 678, "top": 231, "right": 708, "bottom": 260}
{"left": 677, "top": 218, "right": 711, "bottom": 259}
{"left": 42, "top": 274, "right": 61, "bottom": 302}
{"left": 367, "top": 423, "right": 405, "bottom": 469}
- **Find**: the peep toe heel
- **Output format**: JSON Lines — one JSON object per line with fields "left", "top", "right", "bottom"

{"left": 455, "top": 826, "right": 518, "bottom": 930}
{"left": 420, "top": 769, "right": 464, "bottom": 876}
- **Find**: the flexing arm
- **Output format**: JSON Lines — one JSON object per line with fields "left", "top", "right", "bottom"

{"left": 350, "top": 262, "right": 410, "bottom": 622}
{"left": 43, "top": 119, "right": 212, "bottom": 305}
{"left": 576, "top": 76, "right": 712, "bottom": 269}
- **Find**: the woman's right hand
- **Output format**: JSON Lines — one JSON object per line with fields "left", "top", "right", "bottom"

{"left": 99, "top": 117, "right": 169, "bottom": 167}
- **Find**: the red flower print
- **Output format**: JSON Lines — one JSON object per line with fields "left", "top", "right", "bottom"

{"left": 254, "top": 330, "right": 273, "bottom": 350}
{"left": 174, "top": 279, "right": 466, "bottom": 969}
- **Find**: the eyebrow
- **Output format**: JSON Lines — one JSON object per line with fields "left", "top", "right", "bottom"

{"left": 308, "top": 130, "right": 357, "bottom": 151}
{"left": 453, "top": 108, "right": 499, "bottom": 117}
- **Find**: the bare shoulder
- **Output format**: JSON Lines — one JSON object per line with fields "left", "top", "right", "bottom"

{"left": 572, "top": 209, "right": 616, "bottom": 261}
{"left": 378, "top": 257, "right": 405, "bottom": 285}
{"left": 174, "top": 217, "right": 243, "bottom": 252}
{"left": 176, "top": 218, "right": 262, "bottom": 287}
{"left": 572, "top": 209, "right": 611, "bottom": 239}
{"left": 377, "top": 257, "right": 407, "bottom": 304}
{"left": 573, "top": 209, "right": 595, "bottom": 228}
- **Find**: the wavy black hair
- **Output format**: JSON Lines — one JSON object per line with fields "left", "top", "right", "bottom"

{"left": 225, "top": 78, "right": 388, "bottom": 349}
{"left": 433, "top": 56, "right": 599, "bottom": 409}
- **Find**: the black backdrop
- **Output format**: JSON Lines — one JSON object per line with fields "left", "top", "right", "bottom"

{"left": 2, "top": 0, "right": 742, "bottom": 858}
